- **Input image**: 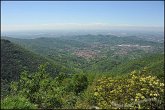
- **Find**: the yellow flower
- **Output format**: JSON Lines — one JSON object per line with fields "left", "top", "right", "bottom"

{"left": 153, "top": 93, "right": 158, "bottom": 97}
{"left": 141, "top": 96, "right": 145, "bottom": 99}
{"left": 153, "top": 81, "right": 158, "bottom": 85}
{"left": 141, "top": 88, "right": 146, "bottom": 91}
{"left": 136, "top": 93, "right": 142, "bottom": 97}
{"left": 94, "top": 92, "right": 99, "bottom": 96}
{"left": 160, "top": 83, "right": 164, "bottom": 87}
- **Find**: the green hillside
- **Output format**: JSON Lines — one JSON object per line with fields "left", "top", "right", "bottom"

{"left": 110, "top": 53, "right": 164, "bottom": 79}
{"left": 3, "top": 35, "right": 163, "bottom": 72}
{"left": 1, "top": 35, "right": 164, "bottom": 109}
{"left": 1, "top": 39, "right": 74, "bottom": 98}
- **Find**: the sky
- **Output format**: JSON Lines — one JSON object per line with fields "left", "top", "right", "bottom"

{"left": 1, "top": 1, "right": 164, "bottom": 32}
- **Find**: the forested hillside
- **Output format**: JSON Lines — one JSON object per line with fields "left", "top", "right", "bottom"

{"left": 1, "top": 34, "right": 164, "bottom": 109}
{"left": 1, "top": 39, "right": 74, "bottom": 98}
{"left": 109, "top": 53, "right": 164, "bottom": 79}
{"left": 3, "top": 35, "right": 164, "bottom": 72}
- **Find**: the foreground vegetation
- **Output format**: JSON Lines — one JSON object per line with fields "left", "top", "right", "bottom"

{"left": 1, "top": 64, "right": 164, "bottom": 109}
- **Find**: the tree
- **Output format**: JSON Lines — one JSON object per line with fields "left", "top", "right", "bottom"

{"left": 9, "top": 64, "right": 64, "bottom": 109}
{"left": 71, "top": 73, "right": 88, "bottom": 95}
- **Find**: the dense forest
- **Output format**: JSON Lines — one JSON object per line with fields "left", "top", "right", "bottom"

{"left": 1, "top": 39, "right": 74, "bottom": 98}
{"left": 1, "top": 34, "right": 164, "bottom": 109}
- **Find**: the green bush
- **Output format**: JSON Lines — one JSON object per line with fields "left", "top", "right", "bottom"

{"left": 9, "top": 64, "right": 64, "bottom": 109}
{"left": 1, "top": 95, "right": 37, "bottom": 109}
{"left": 71, "top": 73, "right": 89, "bottom": 95}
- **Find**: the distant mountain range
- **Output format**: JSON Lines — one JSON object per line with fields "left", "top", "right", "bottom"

{"left": 2, "top": 30, "right": 164, "bottom": 42}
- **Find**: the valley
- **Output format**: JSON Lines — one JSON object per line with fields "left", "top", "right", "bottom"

{"left": 1, "top": 1, "right": 164, "bottom": 109}
{"left": 3, "top": 34, "right": 163, "bottom": 71}
{"left": 1, "top": 33, "right": 164, "bottom": 109}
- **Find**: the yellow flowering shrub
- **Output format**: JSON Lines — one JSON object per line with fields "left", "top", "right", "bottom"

{"left": 93, "top": 69, "right": 164, "bottom": 109}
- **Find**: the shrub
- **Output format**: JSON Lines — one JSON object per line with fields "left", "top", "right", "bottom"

{"left": 93, "top": 69, "right": 164, "bottom": 109}
{"left": 71, "top": 73, "right": 89, "bottom": 95}
{"left": 1, "top": 95, "right": 37, "bottom": 109}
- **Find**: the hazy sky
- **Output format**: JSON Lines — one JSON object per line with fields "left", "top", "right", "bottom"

{"left": 1, "top": 1, "right": 164, "bottom": 32}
